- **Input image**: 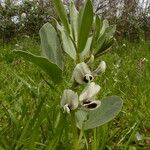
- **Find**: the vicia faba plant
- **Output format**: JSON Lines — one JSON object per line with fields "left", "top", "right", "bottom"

{"left": 14, "top": 0, "right": 123, "bottom": 149}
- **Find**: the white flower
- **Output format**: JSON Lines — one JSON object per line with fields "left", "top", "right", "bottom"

{"left": 21, "top": 13, "right": 26, "bottom": 19}
{"left": 79, "top": 82, "right": 101, "bottom": 110}
{"left": 72, "top": 62, "right": 94, "bottom": 84}
{"left": 122, "top": 44, "right": 126, "bottom": 47}
{"left": 60, "top": 89, "right": 78, "bottom": 113}
{"left": 72, "top": 60, "right": 106, "bottom": 84}
{"left": 92, "top": 61, "right": 106, "bottom": 76}
{"left": 61, "top": 83, "right": 101, "bottom": 113}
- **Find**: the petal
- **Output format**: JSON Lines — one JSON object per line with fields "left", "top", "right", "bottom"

{"left": 63, "top": 104, "right": 71, "bottom": 114}
{"left": 72, "top": 62, "right": 92, "bottom": 84}
{"left": 79, "top": 82, "right": 101, "bottom": 102}
{"left": 92, "top": 61, "right": 106, "bottom": 76}
{"left": 83, "top": 100, "right": 101, "bottom": 110}
{"left": 61, "top": 89, "right": 78, "bottom": 110}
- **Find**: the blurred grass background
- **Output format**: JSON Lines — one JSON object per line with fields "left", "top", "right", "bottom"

{"left": 0, "top": 0, "right": 150, "bottom": 149}
{"left": 0, "top": 37, "right": 150, "bottom": 149}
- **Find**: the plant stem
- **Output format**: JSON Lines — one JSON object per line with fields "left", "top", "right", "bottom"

{"left": 76, "top": 53, "right": 81, "bottom": 63}
{"left": 77, "top": 129, "right": 83, "bottom": 149}
{"left": 83, "top": 132, "right": 89, "bottom": 150}
{"left": 71, "top": 112, "right": 78, "bottom": 150}
{"left": 92, "top": 128, "right": 97, "bottom": 150}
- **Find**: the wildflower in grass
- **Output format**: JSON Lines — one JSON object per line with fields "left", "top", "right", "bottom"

{"left": 138, "top": 57, "right": 148, "bottom": 72}
{"left": 122, "top": 43, "right": 126, "bottom": 47}
{"left": 21, "top": 13, "right": 26, "bottom": 19}
{"left": 72, "top": 60, "right": 106, "bottom": 84}
{"left": 79, "top": 82, "right": 101, "bottom": 110}
{"left": 61, "top": 89, "right": 78, "bottom": 114}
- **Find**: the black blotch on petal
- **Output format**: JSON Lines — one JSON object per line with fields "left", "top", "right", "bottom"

{"left": 68, "top": 104, "right": 72, "bottom": 110}
{"left": 89, "top": 75, "right": 93, "bottom": 80}
{"left": 83, "top": 76, "right": 89, "bottom": 83}
{"left": 83, "top": 100, "right": 91, "bottom": 104}
{"left": 86, "top": 103, "right": 97, "bottom": 109}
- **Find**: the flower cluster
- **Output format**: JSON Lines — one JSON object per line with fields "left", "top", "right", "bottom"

{"left": 60, "top": 57, "right": 106, "bottom": 114}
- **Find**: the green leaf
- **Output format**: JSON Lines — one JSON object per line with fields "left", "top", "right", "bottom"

{"left": 95, "top": 37, "right": 114, "bottom": 58}
{"left": 39, "top": 23, "right": 64, "bottom": 70}
{"left": 93, "top": 19, "right": 109, "bottom": 53}
{"left": 100, "top": 19, "right": 109, "bottom": 35}
{"left": 94, "top": 33, "right": 106, "bottom": 53}
{"left": 76, "top": 96, "right": 123, "bottom": 130}
{"left": 52, "top": 0, "right": 70, "bottom": 34}
{"left": 70, "top": 1, "right": 78, "bottom": 42}
{"left": 93, "top": 24, "right": 116, "bottom": 56}
{"left": 14, "top": 50, "right": 62, "bottom": 83}
{"left": 95, "top": 15, "right": 102, "bottom": 40}
{"left": 57, "top": 22, "right": 76, "bottom": 60}
{"left": 101, "top": 38, "right": 114, "bottom": 52}
{"left": 77, "top": 0, "right": 93, "bottom": 53}
{"left": 80, "top": 36, "right": 93, "bottom": 59}
{"left": 90, "top": 15, "right": 102, "bottom": 55}
{"left": 105, "top": 25, "right": 116, "bottom": 39}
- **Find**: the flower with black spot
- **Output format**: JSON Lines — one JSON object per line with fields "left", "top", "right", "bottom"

{"left": 71, "top": 60, "right": 106, "bottom": 84}
{"left": 79, "top": 82, "right": 101, "bottom": 110}
{"left": 71, "top": 62, "right": 94, "bottom": 84}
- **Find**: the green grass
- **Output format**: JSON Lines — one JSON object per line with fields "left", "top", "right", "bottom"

{"left": 0, "top": 37, "right": 150, "bottom": 150}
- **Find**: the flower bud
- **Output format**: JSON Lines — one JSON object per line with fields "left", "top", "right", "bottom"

{"left": 92, "top": 61, "right": 106, "bottom": 76}
{"left": 86, "top": 55, "right": 94, "bottom": 66}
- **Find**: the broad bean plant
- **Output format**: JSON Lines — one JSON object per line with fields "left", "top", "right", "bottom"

{"left": 15, "top": 0, "right": 123, "bottom": 149}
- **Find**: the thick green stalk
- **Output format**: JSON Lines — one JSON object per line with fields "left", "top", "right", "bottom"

{"left": 76, "top": 53, "right": 81, "bottom": 63}
{"left": 77, "top": 129, "right": 83, "bottom": 148}
{"left": 71, "top": 112, "right": 78, "bottom": 150}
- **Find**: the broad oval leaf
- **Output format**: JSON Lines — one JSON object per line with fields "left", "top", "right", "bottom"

{"left": 39, "top": 22, "right": 64, "bottom": 70}
{"left": 77, "top": 0, "right": 93, "bottom": 53}
{"left": 70, "top": 1, "right": 78, "bottom": 43}
{"left": 14, "top": 50, "right": 62, "bottom": 83}
{"left": 57, "top": 22, "right": 76, "bottom": 60}
{"left": 95, "top": 15, "right": 102, "bottom": 41}
{"left": 91, "top": 15, "right": 102, "bottom": 49}
{"left": 52, "top": 0, "right": 70, "bottom": 34}
{"left": 76, "top": 96, "right": 123, "bottom": 130}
